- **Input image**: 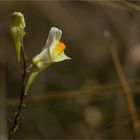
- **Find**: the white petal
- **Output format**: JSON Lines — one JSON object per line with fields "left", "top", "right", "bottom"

{"left": 52, "top": 51, "right": 71, "bottom": 62}
{"left": 33, "top": 48, "right": 52, "bottom": 70}
{"left": 49, "top": 39, "right": 59, "bottom": 55}
{"left": 44, "top": 27, "right": 62, "bottom": 53}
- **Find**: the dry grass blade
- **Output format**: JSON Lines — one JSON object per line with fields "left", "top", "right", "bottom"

{"left": 110, "top": 46, "right": 140, "bottom": 139}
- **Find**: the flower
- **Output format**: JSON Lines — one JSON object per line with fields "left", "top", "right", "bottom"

{"left": 10, "top": 12, "right": 26, "bottom": 62}
{"left": 24, "top": 27, "right": 71, "bottom": 96}
{"left": 33, "top": 27, "right": 71, "bottom": 71}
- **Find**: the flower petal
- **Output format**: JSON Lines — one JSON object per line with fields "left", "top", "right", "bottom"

{"left": 52, "top": 51, "right": 71, "bottom": 62}
{"left": 33, "top": 48, "right": 51, "bottom": 70}
{"left": 52, "top": 41, "right": 65, "bottom": 58}
{"left": 44, "top": 27, "right": 62, "bottom": 55}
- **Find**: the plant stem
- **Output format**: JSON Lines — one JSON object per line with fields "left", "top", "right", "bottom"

{"left": 110, "top": 46, "right": 140, "bottom": 139}
{"left": 8, "top": 41, "right": 27, "bottom": 139}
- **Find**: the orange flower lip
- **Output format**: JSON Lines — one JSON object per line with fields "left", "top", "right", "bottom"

{"left": 53, "top": 41, "right": 66, "bottom": 55}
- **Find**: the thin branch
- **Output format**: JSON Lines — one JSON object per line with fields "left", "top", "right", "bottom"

{"left": 8, "top": 41, "right": 27, "bottom": 139}
{"left": 110, "top": 46, "right": 140, "bottom": 139}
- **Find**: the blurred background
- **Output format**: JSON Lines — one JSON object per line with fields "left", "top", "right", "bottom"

{"left": 1, "top": 1, "right": 140, "bottom": 139}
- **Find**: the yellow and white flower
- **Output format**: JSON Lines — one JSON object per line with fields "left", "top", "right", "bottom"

{"left": 24, "top": 27, "right": 71, "bottom": 96}
{"left": 33, "top": 27, "right": 71, "bottom": 71}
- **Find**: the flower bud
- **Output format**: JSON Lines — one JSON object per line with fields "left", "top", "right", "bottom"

{"left": 10, "top": 12, "right": 26, "bottom": 62}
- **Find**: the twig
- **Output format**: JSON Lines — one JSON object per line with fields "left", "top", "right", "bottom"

{"left": 110, "top": 46, "right": 140, "bottom": 139}
{"left": 8, "top": 40, "right": 27, "bottom": 139}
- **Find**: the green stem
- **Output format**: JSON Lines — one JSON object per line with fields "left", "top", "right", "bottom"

{"left": 24, "top": 70, "right": 39, "bottom": 96}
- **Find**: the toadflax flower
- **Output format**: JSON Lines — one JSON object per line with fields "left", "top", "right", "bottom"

{"left": 24, "top": 27, "right": 71, "bottom": 96}
{"left": 10, "top": 12, "right": 26, "bottom": 62}
{"left": 33, "top": 27, "right": 71, "bottom": 71}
